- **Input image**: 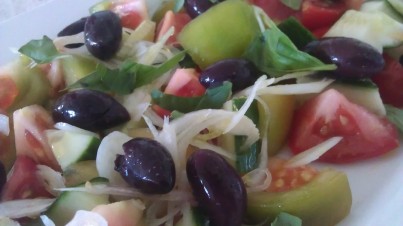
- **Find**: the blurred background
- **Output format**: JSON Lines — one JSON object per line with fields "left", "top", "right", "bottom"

{"left": 0, "top": 0, "right": 53, "bottom": 22}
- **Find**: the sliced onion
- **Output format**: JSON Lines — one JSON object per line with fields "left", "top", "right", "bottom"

{"left": 121, "top": 86, "right": 152, "bottom": 122}
{"left": 54, "top": 122, "right": 99, "bottom": 138}
{"left": 0, "top": 198, "right": 55, "bottom": 218}
{"left": 286, "top": 136, "right": 343, "bottom": 168}
{"left": 0, "top": 217, "right": 20, "bottom": 226}
{"left": 40, "top": 215, "right": 56, "bottom": 226}
{"left": 190, "top": 139, "right": 236, "bottom": 161}
{"left": 243, "top": 168, "right": 272, "bottom": 193}
{"left": 146, "top": 201, "right": 183, "bottom": 226}
{"left": 65, "top": 210, "right": 108, "bottom": 226}
{"left": 36, "top": 165, "right": 65, "bottom": 195}
{"left": 0, "top": 114, "right": 9, "bottom": 136}
{"left": 257, "top": 78, "right": 335, "bottom": 95}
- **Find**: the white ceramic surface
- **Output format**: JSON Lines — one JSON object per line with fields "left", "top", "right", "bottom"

{"left": 0, "top": 1, "right": 402, "bottom": 225}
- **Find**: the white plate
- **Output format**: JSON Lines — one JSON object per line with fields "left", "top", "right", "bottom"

{"left": 1, "top": 1, "right": 403, "bottom": 225}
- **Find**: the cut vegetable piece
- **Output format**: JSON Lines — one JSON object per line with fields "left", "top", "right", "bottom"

{"left": 258, "top": 94, "right": 296, "bottom": 156}
{"left": 178, "top": 0, "right": 260, "bottom": 68}
{"left": 65, "top": 210, "right": 107, "bottom": 226}
{"left": 61, "top": 55, "right": 96, "bottom": 86}
{"left": 175, "top": 207, "right": 209, "bottom": 226}
{"left": 45, "top": 179, "right": 109, "bottom": 226}
{"left": 360, "top": 1, "right": 403, "bottom": 23}
{"left": 324, "top": 10, "right": 403, "bottom": 52}
{"left": 92, "top": 199, "right": 145, "bottom": 226}
{"left": 63, "top": 160, "right": 99, "bottom": 187}
{"left": 387, "top": 0, "right": 403, "bottom": 15}
{"left": 46, "top": 129, "right": 101, "bottom": 170}
{"left": 247, "top": 169, "right": 352, "bottom": 226}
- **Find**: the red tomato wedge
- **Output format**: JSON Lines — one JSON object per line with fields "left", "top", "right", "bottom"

{"left": 13, "top": 105, "right": 61, "bottom": 171}
{"left": 1, "top": 155, "right": 53, "bottom": 201}
{"left": 156, "top": 11, "right": 191, "bottom": 45}
{"left": 300, "top": 0, "right": 347, "bottom": 31}
{"left": 0, "top": 76, "right": 18, "bottom": 111}
{"left": 267, "top": 158, "right": 319, "bottom": 192}
{"left": 111, "top": 0, "right": 148, "bottom": 29}
{"left": 249, "top": 0, "right": 299, "bottom": 22}
{"left": 289, "top": 89, "right": 399, "bottom": 163}
{"left": 153, "top": 69, "right": 206, "bottom": 118}
{"left": 372, "top": 55, "right": 403, "bottom": 108}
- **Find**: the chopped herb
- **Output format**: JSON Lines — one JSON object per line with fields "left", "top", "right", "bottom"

{"left": 69, "top": 51, "right": 186, "bottom": 95}
{"left": 18, "top": 36, "right": 63, "bottom": 64}
{"left": 278, "top": 17, "right": 316, "bottom": 50}
{"left": 280, "top": 0, "right": 302, "bottom": 10}
{"left": 385, "top": 104, "right": 403, "bottom": 134}
{"left": 151, "top": 82, "right": 232, "bottom": 113}
{"left": 244, "top": 18, "right": 336, "bottom": 77}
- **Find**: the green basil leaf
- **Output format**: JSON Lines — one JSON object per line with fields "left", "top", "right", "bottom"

{"left": 280, "top": 0, "right": 302, "bottom": 10}
{"left": 18, "top": 36, "right": 62, "bottom": 64}
{"left": 173, "top": 0, "right": 185, "bottom": 13}
{"left": 69, "top": 52, "right": 185, "bottom": 94}
{"left": 151, "top": 82, "right": 232, "bottom": 113}
{"left": 244, "top": 22, "right": 336, "bottom": 77}
{"left": 278, "top": 17, "right": 316, "bottom": 50}
{"left": 271, "top": 212, "right": 302, "bottom": 226}
{"left": 385, "top": 104, "right": 403, "bottom": 134}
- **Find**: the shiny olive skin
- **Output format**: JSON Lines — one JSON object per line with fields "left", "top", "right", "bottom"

{"left": 52, "top": 89, "right": 130, "bottom": 131}
{"left": 84, "top": 10, "right": 122, "bottom": 60}
{"left": 186, "top": 149, "right": 247, "bottom": 226}
{"left": 114, "top": 138, "right": 175, "bottom": 194}
{"left": 0, "top": 161, "right": 6, "bottom": 193}
{"left": 304, "top": 37, "right": 385, "bottom": 79}
{"left": 184, "top": 0, "right": 222, "bottom": 18}
{"left": 199, "top": 58, "right": 261, "bottom": 92}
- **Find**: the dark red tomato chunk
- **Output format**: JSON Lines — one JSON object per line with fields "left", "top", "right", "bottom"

{"left": 300, "top": 0, "right": 347, "bottom": 31}
{"left": 1, "top": 156, "right": 53, "bottom": 201}
{"left": 156, "top": 11, "right": 191, "bottom": 45}
{"left": 289, "top": 89, "right": 399, "bottom": 163}
{"left": 249, "top": 0, "right": 299, "bottom": 22}
{"left": 267, "top": 158, "right": 319, "bottom": 192}
{"left": 153, "top": 68, "right": 206, "bottom": 118}
{"left": 372, "top": 55, "right": 403, "bottom": 108}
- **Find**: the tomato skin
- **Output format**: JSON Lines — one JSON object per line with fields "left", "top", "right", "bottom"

{"left": 0, "top": 77, "right": 18, "bottom": 111}
{"left": 249, "top": 0, "right": 299, "bottom": 22}
{"left": 289, "top": 89, "right": 399, "bottom": 163}
{"left": 156, "top": 11, "right": 191, "bottom": 45}
{"left": 372, "top": 55, "right": 403, "bottom": 108}
{"left": 153, "top": 69, "right": 206, "bottom": 118}
{"left": 300, "top": 0, "right": 347, "bottom": 31}
{"left": 1, "top": 156, "right": 53, "bottom": 201}
{"left": 111, "top": 0, "right": 148, "bottom": 29}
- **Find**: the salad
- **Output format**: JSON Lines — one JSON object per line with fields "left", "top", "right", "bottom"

{"left": 1, "top": 0, "right": 403, "bottom": 225}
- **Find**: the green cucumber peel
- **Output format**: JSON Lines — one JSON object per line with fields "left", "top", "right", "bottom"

{"left": 151, "top": 82, "right": 232, "bottom": 113}
{"left": 68, "top": 51, "right": 186, "bottom": 95}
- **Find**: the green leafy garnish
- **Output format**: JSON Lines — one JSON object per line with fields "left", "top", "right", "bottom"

{"left": 385, "top": 104, "right": 403, "bottom": 134}
{"left": 151, "top": 82, "right": 232, "bottom": 113}
{"left": 280, "top": 0, "right": 302, "bottom": 10}
{"left": 18, "top": 36, "right": 63, "bottom": 64}
{"left": 278, "top": 17, "right": 316, "bottom": 49}
{"left": 173, "top": 0, "right": 185, "bottom": 13}
{"left": 69, "top": 52, "right": 186, "bottom": 95}
{"left": 271, "top": 212, "right": 302, "bottom": 226}
{"left": 243, "top": 18, "right": 336, "bottom": 77}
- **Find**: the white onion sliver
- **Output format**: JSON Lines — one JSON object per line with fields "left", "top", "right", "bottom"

{"left": 243, "top": 168, "right": 272, "bottom": 193}
{"left": 286, "top": 136, "right": 343, "bottom": 168}
{"left": 257, "top": 78, "right": 335, "bottom": 95}
{"left": 36, "top": 165, "right": 65, "bottom": 195}
{"left": 190, "top": 139, "right": 236, "bottom": 161}
{"left": 0, "top": 114, "right": 10, "bottom": 136}
{"left": 40, "top": 215, "right": 56, "bottom": 226}
{"left": 0, "top": 198, "right": 55, "bottom": 218}
{"left": 65, "top": 210, "right": 107, "bottom": 226}
{"left": 54, "top": 122, "right": 99, "bottom": 138}
{"left": 0, "top": 217, "right": 21, "bottom": 226}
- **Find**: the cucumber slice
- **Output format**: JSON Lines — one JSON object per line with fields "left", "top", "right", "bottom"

{"left": 63, "top": 160, "right": 99, "bottom": 187}
{"left": 45, "top": 179, "right": 109, "bottom": 226}
{"left": 360, "top": 1, "right": 403, "bottom": 23}
{"left": 388, "top": 0, "right": 403, "bottom": 15}
{"left": 325, "top": 10, "right": 403, "bottom": 52}
{"left": 46, "top": 130, "right": 101, "bottom": 170}
{"left": 61, "top": 55, "right": 96, "bottom": 86}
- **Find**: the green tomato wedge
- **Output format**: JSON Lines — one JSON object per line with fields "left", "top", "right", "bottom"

{"left": 178, "top": 0, "right": 260, "bottom": 69}
{"left": 247, "top": 169, "right": 352, "bottom": 226}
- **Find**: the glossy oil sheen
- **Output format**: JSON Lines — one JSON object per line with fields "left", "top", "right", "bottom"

{"left": 114, "top": 138, "right": 175, "bottom": 194}
{"left": 52, "top": 89, "right": 130, "bottom": 131}
{"left": 186, "top": 149, "right": 247, "bottom": 226}
{"left": 184, "top": 0, "right": 218, "bottom": 18}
